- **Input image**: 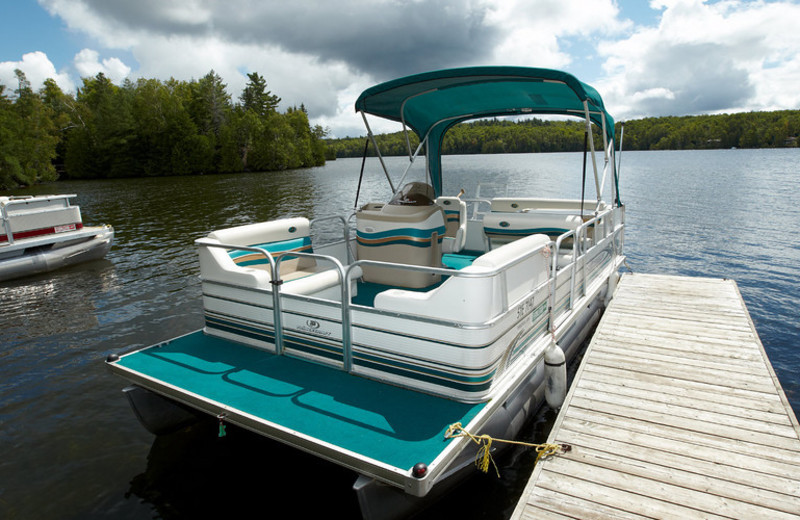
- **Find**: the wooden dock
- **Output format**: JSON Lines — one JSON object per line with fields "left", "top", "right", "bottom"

{"left": 511, "top": 273, "right": 800, "bottom": 519}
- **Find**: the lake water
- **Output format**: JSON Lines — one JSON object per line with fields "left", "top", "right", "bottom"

{"left": 1, "top": 149, "right": 798, "bottom": 519}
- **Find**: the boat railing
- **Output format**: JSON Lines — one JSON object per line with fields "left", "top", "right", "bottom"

{"left": 196, "top": 240, "right": 287, "bottom": 354}
{"left": 0, "top": 194, "right": 76, "bottom": 207}
{"left": 199, "top": 205, "right": 623, "bottom": 376}
{"left": 197, "top": 237, "right": 349, "bottom": 359}
{"left": 198, "top": 237, "right": 357, "bottom": 368}
{"left": 309, "top": 214, "right": 353, "bottom": 262}
{"left": 202, "top": 235, "right": 552, "bottom": 374}
{"left": 462, "top": 197, "right": 493, "bottom": 220}
{"left": 1, "top": 194, "right": 80, "bottom": 246}
{"left": 551, "top": 206, "right": 622, "bottom": 320}
{"left": 347, "top": 232, "right": 550, "bottom": 315}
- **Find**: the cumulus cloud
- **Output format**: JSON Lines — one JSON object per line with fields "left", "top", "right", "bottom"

{"left": 36, "top": 0, "right": 637, "bottom": 136}
{"left": 486, "top": 0, "right": 630, "bottom": 68}
{"left": 25, "top": 0, "right": 800, "bottom": 135}
{"left": 0, "top": 51, "right": 74, "bottom": 94}
{"left": 597, "top": 0, "right": 800, "bottom": 120}
{"left": 43, "top": 0, "right": 499, "bottom": 79}
{"left": 74, "top": 48, "right": 131, "bottom": 83}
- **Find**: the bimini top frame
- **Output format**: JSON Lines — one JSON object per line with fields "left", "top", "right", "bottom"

{"left": 354, "top": 66, "right": 619, "bottom": 206}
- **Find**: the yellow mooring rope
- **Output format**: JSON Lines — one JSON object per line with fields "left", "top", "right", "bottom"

{"left": 444, "top": 422, "right": 571, "bottom": 477}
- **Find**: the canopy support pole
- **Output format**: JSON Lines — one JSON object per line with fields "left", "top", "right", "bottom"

{"left": 583, "top": 101, "right": 601, "bottom": 206}
{"left": 581, "top": 131, "right": 587, "bottom": 219}
{"left": 598, "top": 108, "right": 611, "bottom": 208}
{"left": 393, "top": 138, "right": 428, "bottom": 197}
{"left": 361, "top": 111, "right": 395, "bottom": 193}
{"left": 354, "top": 138, "right": 370, "bottom": 210}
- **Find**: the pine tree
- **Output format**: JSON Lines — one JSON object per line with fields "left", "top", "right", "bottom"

{"left": 240, "top": 72, "right": 280, "bottom": 116}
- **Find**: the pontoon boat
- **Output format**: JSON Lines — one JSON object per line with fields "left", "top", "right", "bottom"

{"left": 1, "top": 194, "right": 113, "bottom": 282}
{"left": 107, "top": 66, "right": 625, "bottom": 519}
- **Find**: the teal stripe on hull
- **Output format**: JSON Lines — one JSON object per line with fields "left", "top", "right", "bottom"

{"left": 484, "top": 227, "right": 569, "bottom": 236}
{"left": 204, "top": 313, "right": 501, "bottom": 394}
{"left": 205, "top": 314, "right": 344, "bottom": 363}
{"left": 354, "top": 350, "right": 496, "bottom": 393}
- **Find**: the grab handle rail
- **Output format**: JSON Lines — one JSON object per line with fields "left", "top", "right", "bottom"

{"left": 197, "top": 237, "right": 359, "bottom": 371}
{"left": 195, "top": 240, "right": 286, "bottom": 356}
{"left": 274, "top": 251, "right": 353, "bottom": 370}
{"left": 550, "top": 207, "right": 617, "bottom": 318}
{"left": 553, "top": 228, "right": 579, "bottom": 313}
{"left": 310, "top": 215, "right": 353, "bottom": 263}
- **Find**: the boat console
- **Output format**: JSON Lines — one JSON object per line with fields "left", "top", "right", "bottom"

{"left": 356, "top": 182, "right": 446, "bottom": 288}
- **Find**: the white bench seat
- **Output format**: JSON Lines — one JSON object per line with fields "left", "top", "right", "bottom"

{"left": 197, "top": 218, "right": 353, "bottom": 299}
{"left": 374, "top": 234, "right": 550, "bottom": 324}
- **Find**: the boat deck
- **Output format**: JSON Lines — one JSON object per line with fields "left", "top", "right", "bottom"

{"left": 512, "top": 273, "right": 800, "bottom": 519}
{"left": 111, "top": 331, "right": 486, "bottom": 474}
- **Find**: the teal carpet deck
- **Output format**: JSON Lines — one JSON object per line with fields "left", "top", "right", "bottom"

{"left": 117, "top": 331, "right": 486, "bottom": 470}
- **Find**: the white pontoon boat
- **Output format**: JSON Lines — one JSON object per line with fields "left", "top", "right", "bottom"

{"left": 0, "top": 194, "right": 114, "bottom": 282}
{"left": 107, "top": 66, "right": 625, "bottom": 519}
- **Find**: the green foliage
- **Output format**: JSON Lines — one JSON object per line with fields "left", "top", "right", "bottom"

{"left": 0, "top": 70, "right": 59, "bottom": 189}
{"left": 3, "top": 66, "right": 797, "bottom": 190}
{"left": 329, "top": 111, "right": 800, "bottom": 158}
{"left": 619, "top": 111, "right": 800, "bottom": 150}
{"left": 328, "top": 118, "right": 602, "bottom": 158}
{"left": 0, "top": 70, "right": 328, "bottom": 188}
{"left": 240, "top": 72, "right": 281, "bottom": 116}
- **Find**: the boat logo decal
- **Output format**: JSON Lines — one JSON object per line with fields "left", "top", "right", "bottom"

{"left": 306, "top": 319, "right": 320, "bottom": 329}
{"left": 299, "top": 319, "right": 332, "bottom": 337}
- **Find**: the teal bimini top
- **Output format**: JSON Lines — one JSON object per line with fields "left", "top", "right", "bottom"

{"left": 354, "top": 66, "right": 616, "bottom": 197}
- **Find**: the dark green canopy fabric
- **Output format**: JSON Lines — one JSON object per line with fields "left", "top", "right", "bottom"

{"left": 355, "top": 66, "right": 616, "bottom": 196}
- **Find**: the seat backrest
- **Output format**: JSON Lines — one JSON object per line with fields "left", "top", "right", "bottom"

{"left": 435, "top": 196, "right": 467, "bottom": 254}
{"left": 483, "top": 212, "right": 583, "bottom": 246}
{"left": 207, "top": 217, "right": 315, "bottom": 273}
{"left": 373, "top": 233, "right": 550, "bottom": 323}
{"left": 198, "top": 217, "right": 317, "bottom": 289}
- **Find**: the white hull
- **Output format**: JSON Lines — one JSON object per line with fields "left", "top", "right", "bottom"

{"left": 354, "top": 293, "right": 603, "bottom": 520}
{"left": 1, "top": 194, "right": 114, "bottom": 281}
{"left": 0, "top": 225, "right": 114, "bottom": 281}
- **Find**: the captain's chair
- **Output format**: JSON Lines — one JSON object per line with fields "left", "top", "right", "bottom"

{"left": 436, "top": 195, "right": 467, "bottom": 254}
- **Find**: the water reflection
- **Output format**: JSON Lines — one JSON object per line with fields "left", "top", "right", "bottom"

{"left": 127, "top": 420, "right": 361, "bottom": 519}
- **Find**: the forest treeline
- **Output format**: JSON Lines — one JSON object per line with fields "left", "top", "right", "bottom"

{"left": 3, "top": 67, "right": 798, "bottom": 191}
{"left": 0, "top": 70, "right": 328, "bottom": 190}
{"left": 327, "top": 110, "right": 800, "bottom": 158}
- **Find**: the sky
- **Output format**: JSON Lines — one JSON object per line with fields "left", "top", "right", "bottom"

{"left": 1, "top": 0, "right": 798, "bottom": 138}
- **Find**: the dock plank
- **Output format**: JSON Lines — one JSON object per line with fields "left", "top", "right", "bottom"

{"left": 511, "top": 273, "right": 800, "bottom": 520}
